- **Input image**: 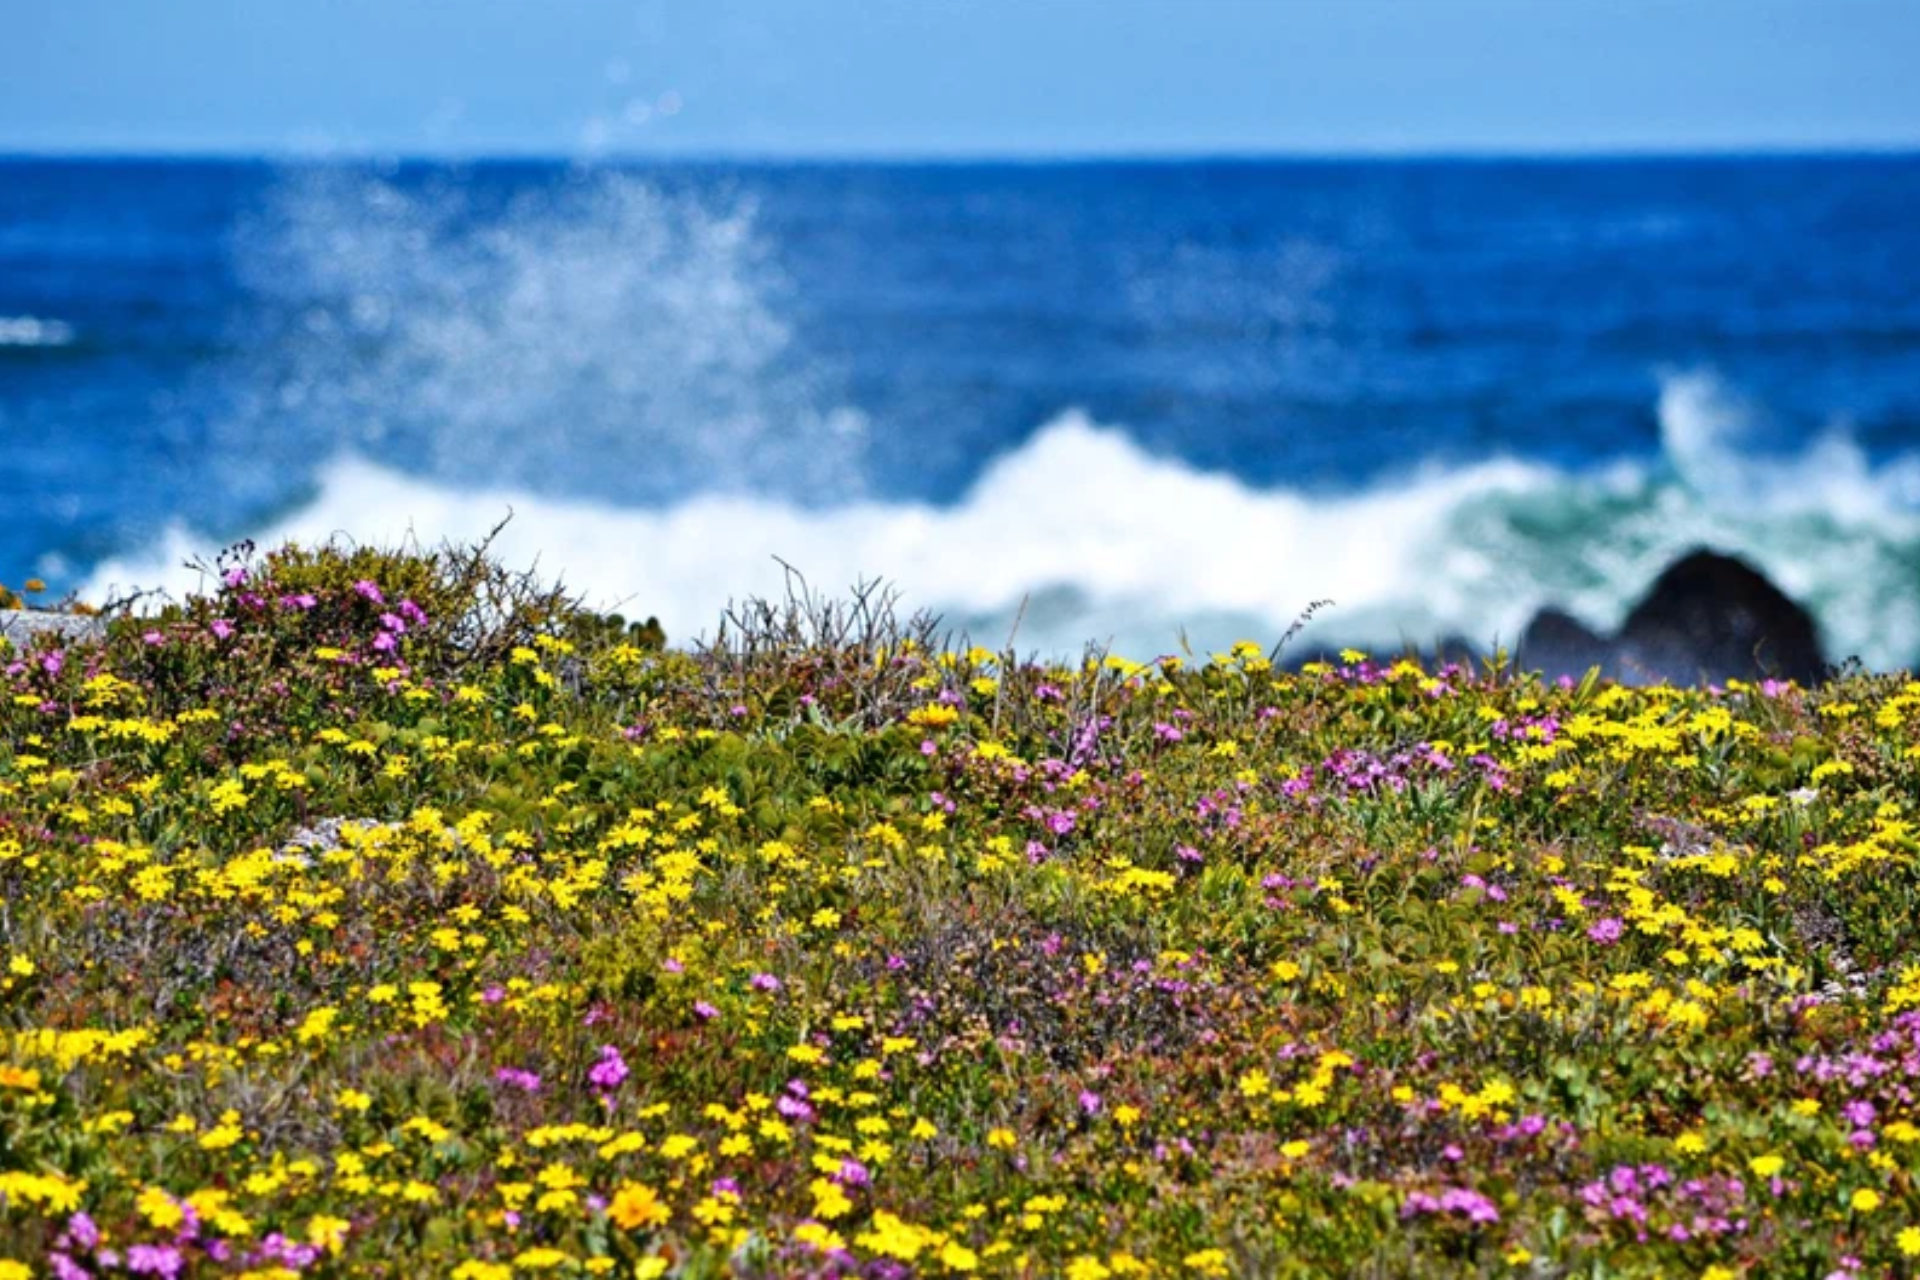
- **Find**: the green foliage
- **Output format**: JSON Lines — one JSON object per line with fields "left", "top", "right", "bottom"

{"left": 0, "top": 541, "right": 1918, "bottom": 1275}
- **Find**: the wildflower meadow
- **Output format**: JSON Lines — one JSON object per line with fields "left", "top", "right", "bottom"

{"left": 4, "top": 540, "right": 1920, "bottom": 1278}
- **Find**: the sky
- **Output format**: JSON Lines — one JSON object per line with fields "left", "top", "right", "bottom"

{"left": 5, "top": 0, "right": 1919, "bottom": 158}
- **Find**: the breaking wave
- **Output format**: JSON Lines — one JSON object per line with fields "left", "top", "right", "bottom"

{"left": 81, "top": 371, "right": 1920, "bottom": 669}
{"left": 196, "top": 166, "right": 866, "bottom": 513}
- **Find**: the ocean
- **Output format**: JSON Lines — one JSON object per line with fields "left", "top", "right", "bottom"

{"left": 3, "top": 154, "right": 1919, "bottom": 664}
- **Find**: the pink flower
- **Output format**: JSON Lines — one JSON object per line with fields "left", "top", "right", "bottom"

{"left": 127, "top": 1243, "right": 184, "bottom": 1277}
{"left": 588, "top": 1044, "right": 629, "bottom": 1092}
{"left": 1401, "top": 1187, "right": 1499, "bottom": 1225}
{"left": 66, "top": 1212, "right": 100, "bottom": 1250}
{"left": 251, "top": 1234, "right": 320, "bottom": 1268}
{"left": 495, "top": 1067, "right": 542, "bottom": 1093}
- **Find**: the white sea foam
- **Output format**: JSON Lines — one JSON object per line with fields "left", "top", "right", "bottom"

{"left": 0, "top": 316, "right": 76, "bottom": 348}
{"left": 78, "top": 373, "right": 1920, "bottom": 669}
{"left": 210, "top": 168, "right": 862, "bottom": 509}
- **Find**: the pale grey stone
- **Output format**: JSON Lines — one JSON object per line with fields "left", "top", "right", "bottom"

{"left": 0, "top": 610, "right": 107, "bottom": 647}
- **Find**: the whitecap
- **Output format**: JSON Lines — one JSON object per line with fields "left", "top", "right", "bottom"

{"left": 0, "top": 316, "right": 76, "bottom": 348}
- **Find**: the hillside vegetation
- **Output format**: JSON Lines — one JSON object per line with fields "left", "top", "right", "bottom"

{"left": 3, "top": 542, "right": 1920, "bottom": 1278}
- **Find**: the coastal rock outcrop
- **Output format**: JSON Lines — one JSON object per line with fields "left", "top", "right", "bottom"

{"left": 1519, "top": 549, "right": 1825, "bottom": 684}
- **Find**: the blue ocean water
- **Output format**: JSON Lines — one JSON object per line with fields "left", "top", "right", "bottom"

{"left": 4, "top": 155, "right": 1920, "bottom": 662}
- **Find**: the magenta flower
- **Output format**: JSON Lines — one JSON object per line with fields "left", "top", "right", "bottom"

{"left": 588, "top": 1044, "right": 629, "bottom": 1092}
{"left": 251, "top": 1234, "right": 321, "bottom": 1268}
{"left": 1587, "top": 918, "right": 1625, "bottom": 945}
{"left": 66, "top": 1212, "right": 100, "bottom": 1250}
{"left": 495, "top": 1067, "right": 542, "bottom": 1093}
{"left": 127, "top": 1243, "right": 185, "bottom": 1278}
{"left": 1401, "top": 1187, "right": 1500, "bottom": 1225}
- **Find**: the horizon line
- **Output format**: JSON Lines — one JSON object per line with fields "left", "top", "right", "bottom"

{"left": 4, "top": 140, "right": 1919, "bottom": 167}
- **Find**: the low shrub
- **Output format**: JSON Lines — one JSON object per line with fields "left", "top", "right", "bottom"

{"left": 0, "top": 541, "right": 1917, "bottom": 1276}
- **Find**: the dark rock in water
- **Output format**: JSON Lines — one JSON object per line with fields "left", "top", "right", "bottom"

{"left": 1516, "top": 608, "right": 1611, "bottom": 680}
{"left": 1616, "top": 550, "right": 1824, "bottom": 685}
{"left": 1518, "top": 549, "right": 1825, "bottom": 685}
